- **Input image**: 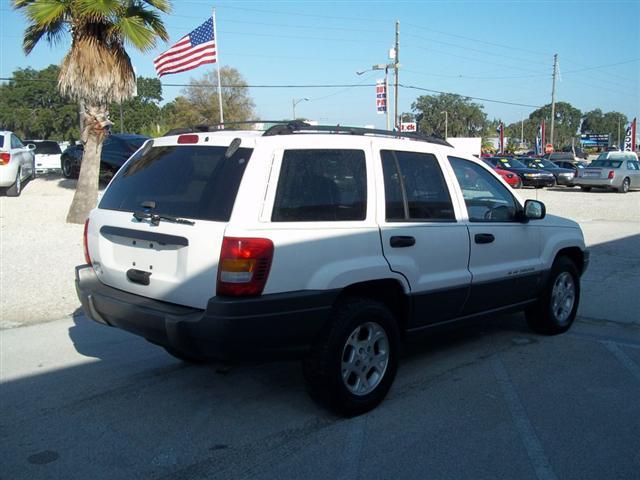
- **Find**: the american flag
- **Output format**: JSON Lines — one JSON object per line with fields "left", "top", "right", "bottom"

{"left": 154, "top": 18, "right": 217, "bottom": 77}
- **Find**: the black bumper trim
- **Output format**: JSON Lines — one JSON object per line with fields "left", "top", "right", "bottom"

{"left": 75, "top": 265, "right": 338, "bottom": 361}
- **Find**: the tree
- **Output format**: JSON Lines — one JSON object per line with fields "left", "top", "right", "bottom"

{"left": 110, "top": 77, "right": 163, "bottom": 136}
{"left": 167, "top": 67, "right": 255, "bottom": 127}
{"left": 581, "top": 109, "right": 627, "bottom": 146}
{"left": 412, "top": 93, "right": 486, "bottom": 138}
{"left": 14, "top": 0, "right": 170, "bottom": 224}
{"left": 528, "top": 102, "right": 582, "bottom": 148}
{"left": 0, "top": 65, "right": 79, "bottom": 141}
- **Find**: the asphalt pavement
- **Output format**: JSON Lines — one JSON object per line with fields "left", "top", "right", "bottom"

{"left": 1, "top": 215, "right": 640, "bottom": 479}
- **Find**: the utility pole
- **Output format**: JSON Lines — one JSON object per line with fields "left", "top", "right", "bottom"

{"left": 550, "top": 53, "right": 558, "bottom": 148}
{"left": 119, "top": 103, "right": 124, "bottom": 133}
{"left": 521, "top": 113, "right": 524, "bottom": 147}
{"left": 618, "top": 117, "right": 621, "bottom": 146}
{"left": 394, "top": 20, "right": 400, "bottom": 130}
{"left": 441, "top": 110, "right": 448, "bottom": 139}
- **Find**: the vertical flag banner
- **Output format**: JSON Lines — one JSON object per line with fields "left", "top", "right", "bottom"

{"left": 376, "top": 79, "right": 387, "bottom": 114}
{"left": 535, "top": 123, "right": 542, "bottom": 155}
{"left": 154, "top": 18, "right": 217, "bottom": 76}
{"left": 496, "top": 123, "right": 504, "bottom": 154}
{"left": 541, "top": 120, "right": 546, "bottom": 150}
{"left": 623, "top": 118, "right": 637, "bottom": 152}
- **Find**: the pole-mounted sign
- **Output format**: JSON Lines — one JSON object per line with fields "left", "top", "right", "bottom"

{"left": 376, "top": 79, "right": 387, "bottom": 114}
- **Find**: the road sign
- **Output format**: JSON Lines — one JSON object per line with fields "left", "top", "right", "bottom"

{"left": 400, "top": 122, "right": 417, "bottom": 132}
{"left": 545, "top": 143, "right": 554, "bottom": 154}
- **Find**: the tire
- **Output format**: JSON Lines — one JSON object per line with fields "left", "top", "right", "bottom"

{"left": 526, "top": 256, "right": 580, "bottom": 335}
{"left": 618, "top": 177, "right": 630, "bottom": 194}
{"left": 163, "top": 345, "right": 208, "bottom": 364}
{"left": 580, "top": 186, "right": 591, "bottom": 192}
{"left": 61, "top": 155, "right": 78, "bottom": 179}
{"left": 303, "top": 297, "right": 400, "bottom": 416}
{"left": 6, "top": 168, "right": 22, "bottom": 197}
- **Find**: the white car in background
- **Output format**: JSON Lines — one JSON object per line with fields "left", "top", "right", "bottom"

{"left": 0, "top": 130, "right": 36, "bottom": 197}
{"left": 24, "top": 140, "right": 63, "bottom": 173}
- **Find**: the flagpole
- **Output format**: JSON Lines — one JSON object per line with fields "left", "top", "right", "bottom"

{"left": 212, "top": 8, "right": 224, "bottom": 125}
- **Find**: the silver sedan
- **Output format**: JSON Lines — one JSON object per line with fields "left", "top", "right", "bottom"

{"left": 573, "top": 153, "right": 640, "bottom": 193}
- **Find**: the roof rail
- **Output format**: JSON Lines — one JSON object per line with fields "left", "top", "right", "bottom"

{"left": 163, "top": 120, "right": 295, "bottom": 136}
{"left": 262, "top": 121, "right": 452, "bottom": 147}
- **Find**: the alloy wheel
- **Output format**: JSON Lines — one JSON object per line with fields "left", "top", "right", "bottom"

{"left": 341, "top": 321, "right": 390, "bottom": 396}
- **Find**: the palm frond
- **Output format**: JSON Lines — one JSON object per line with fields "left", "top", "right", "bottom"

{"left": 140, "top": 0, "right": 171, "bottom": 13}
{"left": 75, "top": 0, "right": 121, "bottom": 22}
{"left": 126, "top": 4, "right": 168, "bottom": 41}
{"left": 112, "top": 15, "right": 157, "bottom": 51}
{"left": 23, "top": 21, "right": 67, "bottom": 54}
{"left": 21, "top": 0, "right": 71, "bottom": 26}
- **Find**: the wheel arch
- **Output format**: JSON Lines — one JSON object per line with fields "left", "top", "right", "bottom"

{"left": 554, "top": 247, "right": 586, "bottom": 275}
{"left": 333, "top": 279, "right": 411, "bottom": 333}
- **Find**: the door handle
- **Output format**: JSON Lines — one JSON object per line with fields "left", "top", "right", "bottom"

{"left": 390, "top": 236, "right": 416, "bottom": 248}
{"left": 474, "top": 233, "right": 495, "bottom": 244}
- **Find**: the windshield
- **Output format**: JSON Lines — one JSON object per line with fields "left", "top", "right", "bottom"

{"left": 99, "top": 144, "right": 253, "bottom": 222}
{"left": 538, "top": 159, "right": 557, "bottom": 168}
{"left": 32, "top": 141, "right": 62, "bottom": 154}
{"left": 496, "top": 157, "right": 526, "bottom": 168}
{"left": 590, "top": 160, "right": 622, "bottom": 168}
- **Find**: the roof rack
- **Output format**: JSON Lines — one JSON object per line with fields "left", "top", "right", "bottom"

{"left": 163, "top": 121, "right": 452, "bottom": 148}
{"left": 262, "top": 121, "right": 452, "bottom": 147}
{"left": 163, "top": 120, "right": 294, "bottom": 137}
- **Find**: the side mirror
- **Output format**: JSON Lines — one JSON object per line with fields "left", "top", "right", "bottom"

{"left": 27, "top": 144, "right": 36, "bottom": 151}
{"left": 524, "top": 199, "right": 545, "bottom": 220}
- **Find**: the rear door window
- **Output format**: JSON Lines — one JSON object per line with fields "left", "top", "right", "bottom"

{"left": 99, "top": 144, "right": 253, "bottom": 222}
{"left": 272, "top": 149, "right": 366, "bottom": 221}
{"left": 33, "top": 141, "right": 62, "bottom": 154}
{"left": 381, "top": 150, "right": 455, "bottom": 221}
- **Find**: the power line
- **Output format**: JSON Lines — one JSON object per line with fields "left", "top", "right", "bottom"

{"left": 398, "top": 84, "right": 542, "bottom": 108}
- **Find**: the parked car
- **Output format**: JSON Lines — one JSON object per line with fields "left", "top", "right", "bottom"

{"left": 546, "top": 152, "right": 579, "bottom": 163}
{"left": 0, "top": 130, "right": 36, "bottom": 197}
{"left": 552, "top": 160, "right": 589, "bottom": 172}
{"left": 493, "top": 166, "right": 522, "bottom": 188}
{"left": 483, "top": 156, "right": 555, "bottom": 188}
{"left": 24, "top": 140, "right": 63, "bottom": 173}
{"left": 560, "top": 146, "right": 588, "bottom": 160}
{"left": 520, "top": 157, "right": 576, "bottom": 186}
{"left": 76, "top": 122, "right": 589, "bottom": 415}
{"left": 573, "top": 152, "right": 640, "bottom": 193}
{"left": 61, "top": 133, "right": 149, "bottom": 178}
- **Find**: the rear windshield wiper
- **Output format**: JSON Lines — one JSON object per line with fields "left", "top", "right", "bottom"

{"left": 133, "top": 211, "right": 195, "bottom": 226}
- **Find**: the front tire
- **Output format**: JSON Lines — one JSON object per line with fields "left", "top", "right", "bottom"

{"left": 61, "top": 155, "right": 78, "bottom": 179}
{"left": 526, "top": 256, "right": 580, "bottom": 335}
{"left": 303, "top": 297, "right": 400, "bottom": 416}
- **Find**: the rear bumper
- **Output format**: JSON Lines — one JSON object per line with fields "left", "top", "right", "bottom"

{"left": 76, "top": 265, "right": 337, "bottom": 361}
{"left": 0, "top": 163, "right": 19, "bottom": 186}
{"left": 573, "top": 178, "right": 616, "bottom": 188}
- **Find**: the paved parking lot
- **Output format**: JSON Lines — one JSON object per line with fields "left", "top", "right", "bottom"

{"left": 1, "top": 179, "right": 639, "bottom": 479}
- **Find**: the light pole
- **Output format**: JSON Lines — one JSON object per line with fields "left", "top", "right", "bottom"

{"left": 358, "top": 63, "right": 393, "bottom": 130}
{"left": 292, "top": 97, "right": 309, "bottom": 120}
{"left": 441, "top": 110, "right": 448, "bottom": 139}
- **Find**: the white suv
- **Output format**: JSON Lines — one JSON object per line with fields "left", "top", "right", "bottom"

{"left": 76, "top": 123, "right": 589, "bottom": 415}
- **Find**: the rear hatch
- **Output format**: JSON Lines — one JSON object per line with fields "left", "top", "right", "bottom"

{"left": 87, "top": 139, "right": 254, "bottom": 309}
{"left": 32, "top": 141, "right": 62, "bottom": 169}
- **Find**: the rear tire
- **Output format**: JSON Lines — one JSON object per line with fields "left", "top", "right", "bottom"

{"left": 618, "top": 177, "right": 630, "bottom": 194}
{"left": 6, "top": 168, "right": 22, "bottom": 197}
{"left": 580, "top": 186, "right": 591, "bottom": 192}
{"left": 526, "top": 256, "right": 580, "bottom": 335}
{"left": 303, "top": 297, "right": 400, "bottom": 416}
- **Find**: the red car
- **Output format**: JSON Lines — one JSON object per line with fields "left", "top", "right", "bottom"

{"left": 494, "top": 167, "right": 522, "bottom": 188}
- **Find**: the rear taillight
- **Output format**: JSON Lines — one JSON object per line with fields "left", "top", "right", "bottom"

{"left": 83, "top": 219, "right": 91, "bottom": 265}
{"left": 217, "top": 237, "right": 274, "bottom": 297}
{"left": 607, "top": 170, "right": 615, "bottom": 179}
{"left": 0, "top": 153, "right": 10, "bottom": 165}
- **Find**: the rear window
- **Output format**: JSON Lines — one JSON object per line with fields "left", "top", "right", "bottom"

{"left": 0, "top": 135, "right": 4, "bottom": 148}
{"left": 99, "top": 144, "right": 253, "bottom": 222}
{"left": 32, "top": 141, "right": 62, "bottom": 154}
{"left": 272, "top": 149, "right": 366, "bottom": 222}
{"left": 589, "top": 160, "right": 622, "bottom": 168}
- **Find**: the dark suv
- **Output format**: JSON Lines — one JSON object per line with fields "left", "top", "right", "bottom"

{"left": 61, "top": 134, "right": 149, "bottom": 179}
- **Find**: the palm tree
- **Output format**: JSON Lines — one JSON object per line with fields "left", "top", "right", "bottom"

{"left": 13, "top": 0, "right": 170, "bottom": 223}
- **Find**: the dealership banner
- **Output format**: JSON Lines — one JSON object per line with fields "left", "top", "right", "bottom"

{"left": 623, "top": 118, "right": 637, "bottom": 152}
{"left": 496, "top": 123, "right": 504, "bottom": 154}
{"left": 376, "top": 80, "right": 387, "bottom": 114}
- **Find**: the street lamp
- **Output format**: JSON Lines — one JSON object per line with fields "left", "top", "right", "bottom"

{"left": 357, "top": 63, "right": 393, "bottom": 131}
{"left": 292, "top": 97, "right": 309, "bottom": 120}
{"left": 441, "top": 110, "right": 448, "bottom": 139}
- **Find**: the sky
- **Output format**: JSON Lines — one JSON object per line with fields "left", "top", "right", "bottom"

{"left": 0, "top": 0, "right": 639, "bottom": 130}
